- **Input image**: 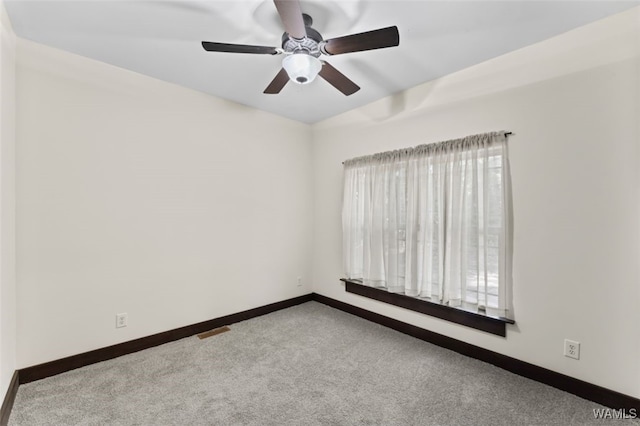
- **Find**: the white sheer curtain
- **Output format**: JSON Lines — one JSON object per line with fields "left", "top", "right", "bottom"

{"left": 342, "top": 132, "right": 511, "bottom": 318}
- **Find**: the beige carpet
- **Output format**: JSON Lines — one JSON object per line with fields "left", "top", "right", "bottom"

{"left": 9, "top": 302, "right": 636, "bottom": 425}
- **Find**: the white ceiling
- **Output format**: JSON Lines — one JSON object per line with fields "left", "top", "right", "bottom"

{"left": 5, "top": 0, "right": 639, "bottom": 123}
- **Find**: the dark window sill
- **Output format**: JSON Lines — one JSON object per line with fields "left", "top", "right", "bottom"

{"left": 341, "top": 279, "right": 514, "bottom": 337}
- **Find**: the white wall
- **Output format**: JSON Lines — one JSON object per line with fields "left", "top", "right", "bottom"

{"left": 311, "top": 7, "right": 640, "bottom": 398}
{"left": 0, "top": 0, "right": 16, "bottom": 402}
{"left": 15, "top": 39, "right": 313, "bottom": 368}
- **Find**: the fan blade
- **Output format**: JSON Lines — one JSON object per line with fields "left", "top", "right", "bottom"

{"left": 202, "top": 41, "right": 280, "bottom": 55}
{"left": 274, "top": 0, "right": 307, "bottom": 40}
{"left": 318, "top": 62, "right": 360, "bottom": 96}
{"left": 264, "top": 68, "right": 290, "bottom": 94}
{"left": 322, "top": 26, "right": 399, "bottom": 56}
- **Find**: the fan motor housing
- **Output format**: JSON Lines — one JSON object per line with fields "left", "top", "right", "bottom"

{"left": 281, "top": 14, "right": 323, "bottom": 57}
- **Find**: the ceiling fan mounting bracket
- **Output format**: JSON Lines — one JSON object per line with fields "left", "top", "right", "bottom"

{"left": 302, "top": 13, "right": 313, "bottom": 27}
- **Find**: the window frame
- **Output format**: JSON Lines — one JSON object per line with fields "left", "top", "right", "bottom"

{"left": 342, "top": 132, "right": 513, "bottom": 331}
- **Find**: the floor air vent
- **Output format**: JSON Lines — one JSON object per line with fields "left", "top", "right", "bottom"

{"left": 197, "top": 326, "right": 230, "bottom": 339}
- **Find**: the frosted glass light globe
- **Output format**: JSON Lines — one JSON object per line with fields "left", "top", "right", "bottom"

{"left": 282, "top": 53, "right": 322, "bottom": 84}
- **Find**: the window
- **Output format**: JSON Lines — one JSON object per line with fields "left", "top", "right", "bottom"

{"left": 342, "top": 132, "right": 512, "bottom": 319}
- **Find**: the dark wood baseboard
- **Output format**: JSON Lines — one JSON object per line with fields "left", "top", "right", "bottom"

{"left": 311, "top": 292, "right": 640, "bottom": 411}
{"left": 0, "top": 371, "right": 19, "bottom": 426}
{"left": 19, "top": 293, "right": 313, "bottom": 384}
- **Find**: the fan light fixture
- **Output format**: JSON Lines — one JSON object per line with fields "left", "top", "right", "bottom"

{"left": 282, "top": 52, "right": 321, "bottom": 84}
{"left": 201, "top": 0, "right": 400, "bottom": 95}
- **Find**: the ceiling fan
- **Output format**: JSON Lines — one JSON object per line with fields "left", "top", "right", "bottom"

{"left": 201, "top": 0, "right": 399, "bottom": 96}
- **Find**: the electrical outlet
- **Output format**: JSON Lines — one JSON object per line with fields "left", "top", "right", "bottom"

{"left": 564, "top": 339, "right": 580, "bottom": 360}
{"left": 116, "top": 313, "right": 128, "bottom": 328}
{"left": 297, "top": 276, "right": 302, "bottom": 287}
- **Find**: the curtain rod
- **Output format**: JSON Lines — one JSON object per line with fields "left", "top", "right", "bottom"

{"left": 341, "top": 132, "right": 513, "bottom": 165}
